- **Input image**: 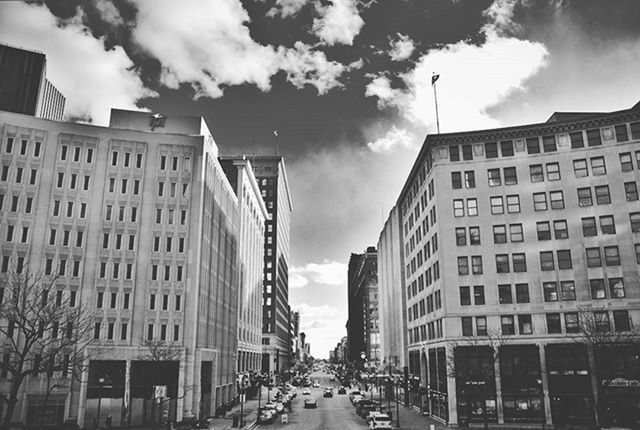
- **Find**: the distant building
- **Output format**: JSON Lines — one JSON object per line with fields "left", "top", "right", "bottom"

{"left": 219, "top": 156, "right": 268, "bottom": 375}
{"left": 249, "top": 156, "right": 293, "bottom": 376}
{"left": 378, "top": 101, "right": 640, "bottom": 427}
{"left": 0, "top": 43, "right": 65, "bottom": 121}
{"left": 346, "top": 247, "right": 379, "bottom": 366}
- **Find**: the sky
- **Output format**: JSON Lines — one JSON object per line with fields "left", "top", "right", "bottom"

{"left": 1, "top": 0, "right": 640, "bottom": 359}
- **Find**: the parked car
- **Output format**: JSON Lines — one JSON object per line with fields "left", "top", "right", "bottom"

{"left": 274, "top": 402, "right": 285, "bottom": 414}
{"left": 337, "top": 386, "right": 347, "bottom": 394}
{"left": 348, "top": 390, "right": 361, "bottom": 401}
{"left": 366, "top": 411, "right": 385, "bottom": 424}
{"left": 313, "top": 380, "right": 320, "bottom": 388}
{"left": 304, "top": 397, "right": 318, "bottom": 408}
{"left": 352, "top": 395, "right": 365, "bottom": 405}
{"left": 302, "top": 387, "right": 311, "bottom": 395}
{"left": 323, "top": 388, "right": 333, "bottom": 398}
{"left": 359, "top": 403, "right": 380, "bottom": 418}
{"left": 257, "top": 407, "right": 275, "bottom": 424}
{"left": 370, "top": 414, "right": 393, "bottom": 429}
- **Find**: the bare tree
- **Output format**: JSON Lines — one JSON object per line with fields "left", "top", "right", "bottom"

{"left": 446, "top": 329, "right": 510, "bottom": 429}
{"left": 0, "top": 268, "right": 95, "bottom": 429}
{"left": 140, "top": 338, "right": 184, "bottom": 362}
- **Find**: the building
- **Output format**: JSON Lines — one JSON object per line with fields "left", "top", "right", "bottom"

{"left": 377, "top": 205, "right": 407, "bottom": 373}
{"left": 249, "top": 156, "right": 293, "bottom": 376}
{"left": 0, "top": 43, "right": 65, "bottom": 121}
{"left": 219, "top": 156, "right": 268, "bottom": 376}
{"left": 377, "top": 101, "right": 640, "bottom": 428}
{"left": 0, "top": 108, "right": 242, "bottom": 427}
{"left": 346, "top": 247, "right": 380, "bottom": 367}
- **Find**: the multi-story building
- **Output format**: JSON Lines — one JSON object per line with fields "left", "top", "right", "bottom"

{"left": 346, "top": 247, "right": 379, "bottom": 366}
{"left": 0, "top": 43, "right": 65, "bottom": 121}
{"left": 250, "top": 156, "right": 293, "bottom": 376}
{"left": 219, "top": 156, "right": 268, "bottom": 375}
{"left": 378, "top": 101, "right": 640, "bottom": 428}
{"left": 0, "top": 108, "right": 241, "bottom": 427}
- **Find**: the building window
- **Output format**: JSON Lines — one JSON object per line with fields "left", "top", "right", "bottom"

{"left": 449, "top": 146, "right": 460, "bottom": 162}
{"left": 625, "top": 182, "right": 638, "bottom": 201}
{"left": 512, "top": 253, "right": 526, "bottom": 272}
{"left": 586, "top": 247, "right": 602, "bottom": 267}
{"left": 590, "top": 279, "right": 606, "bottom": 299}
{"left": 546, "top": 162, "right": 560, "bottom": 181}
{"left": 471, "top": 256, "right": 483, "bottom": 274}
{"left": 462, "top": 145, "right": 473, "bottom": 161}
{"left": 616, "top": 125, "right": 629, "bottom": 142}
{"left": 496, "top": 254, "right": 509, "bottom": 273}
{"left": 565, "top": 313, "right": 580, "bottom": 333}
{"left": 469, "top": 227, "right": 480, "bottom": 245}
{"left": 582, "top": 217, "right": 597, "bottom": 237}
{"left": 587, "top": 129, "right": 602, "bottom": 147}
{"left": 457, "top": 257, "right": 469, "bottom": 275}
{"left": 631, "top": 212, "right": 640, "bottom": 232}
{"left": 488, "top": 169, "right": 501, "bottom": 186}
{"left": 518, "top": 314, "right": 533, "bottom": 334}
{"left": 515, "top": 283, "right": 530, "bottom": 303}
{"left": 493, "top": 225, "right": 507, "bottom": 244}
{"left": 540, "top": 251, "right": 554, "bottom": 271}
{"left": 613, "top": 310, "right": 630, "bottom": 332}
{"left": 490, "top": 196, "right": 504, "bottom": 214}
{"left": 620, "top": 152, "right": 633, "bottom": 171}
{"left": 476, "top": 317, "right": 487, "bottom": 336}
{"left": 604, "top": 246, "right": 620, "bottom": 266}
{"left": 542, "top": 135, "right": 557, "bottom": 152}
{"left": 594, "top": 311, "right": 610, "bottom": 332}
{"left": 460, "top": 287, "right": 471, "bottom": 306}
{"left": 609, "top": 278, "right": 625, "bottom": 298}
{"left": 557, "top": 250, "right": 572, "bottom": 269}
{"left": 473, "top": 285, "right": 485, "bottom": 305}
{"left": 547, "top": 313, "right": 561, "bottom": 334}
{"left": 533, "top": 192, "right": 547, "bottom": 211}
{"left": 455, "top": 228, "right": 466, "bottom": 246}
{"left": 553, "top": 220, "right": 568, "bottom": 239}
{"left": 526, "top": 137, "right": 540, "bottom": 154}
{"left": 451, "top": 172, "right": 462, "bottom": 189}
{"left": 462, "top": 317, "right": 473, "bottom": 336}
{"left": 467, "top": 198, "right": 478, "bottom": 216}
{"left": 501, "top": 140, "right": 514, "bottom": 156}
{"left": 577, "top": 187, "right": 593, "bottom": 207}
{"left": 506, "top": 195, "right": 520, "bottom": 213}
{"left": 549, "top": 191, "right": 564, "bottom": 209}
{"left": 485, "top": 142, "right": 498, "bottom": 158}
{"left": 453, "top": 199, "right": 464, "bottom": 217}
{"left": 529, "top": 164, "right": 543, "bottom": 182}
{"left": 503, "top": 167, "right": 517, "bottom": 185}
{"left": 573, "top": 159, "right": 588, "bottom": 177}
{"left": 594, "top": 185, "right": 611, "bottom": 205}
{"left": 498, "top": 284, "right": 512, "bottom": 304}
{"left": 536, "top": 221, "right": 551, "bottom": 240}
{"left": 501, "top": 315, "right": 515, "bottom": 335}
{"left": 464, "top": 171, "right": 475, "bottom": 188}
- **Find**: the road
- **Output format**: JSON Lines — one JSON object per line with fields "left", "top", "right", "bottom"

{"left": 256, "top": 371, "right": 370, "bottom": 430}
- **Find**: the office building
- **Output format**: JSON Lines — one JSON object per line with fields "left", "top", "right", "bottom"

{"left": 250, "top": 156, "right": 293, "bottom": 376}
{"left": 0, "top": 43, "right": 65, "bottom": 121}
{"left": 377, "top": 101, "right": 640, "bottom": 427}
{"left": 0, "top": 108, "right": 241, "bottom": 427}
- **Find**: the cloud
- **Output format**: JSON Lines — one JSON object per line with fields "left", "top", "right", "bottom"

{"left": 312, "top": 0, "right": 364, "bottom": 46}
{"left": 388, "top": 33, "right": 415, "bottom": 61}
{"left": 364, "top": 74, "right": 405, "bottom": 110}
{"left": 367, "top": 125, "right": 417, "bottom": 153}
{"left": 93, "top": 0, "right": 124, "bottom": 27}
{"left": 290, "top": 260, "right": 347, "bottom": 289}
{"left": 0, "top": 2, "right": 155, "bottom": 125}
{"left": 294, "top": 303, "right": 340, "bottom": 319}
{"left": 267, "top": 0, "right": 309, "bottom": 18}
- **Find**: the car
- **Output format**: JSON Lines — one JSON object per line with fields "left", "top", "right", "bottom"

{"left": 337, "top": 386, "right": 346, "bottom": 394}
{"left": 274, "top": 402, "right": 285, "bottom": 414}
{"left": 302, "top": 387, "right": 311, "bottom": 395}
{"left": 370, "top": 414, "right": 393, "bottom": 429}
{"left": 304, "top": 397, "right": 318, "bottom": 409}
{"left": 313, "top": 380, "right": 320, "bottom": 388}
{"left": 348, "top": 390, "right": 361, "bottom": 401}
{"left": 323, "top": 389, "right": 333, "bottom": 398}
{"left": 359, "top": 403, "right": 380, "bottom": 418}
{"left": 330, "top": 375, "right": 335, "bottom": 381}
{"left": 352, "top": 395, "right": 364, "bottom": 405}
{"left": 257, "top": 407, "right": 275, "bottom": 424}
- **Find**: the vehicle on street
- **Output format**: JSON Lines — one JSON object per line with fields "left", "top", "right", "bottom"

{"left": 330, "top": 375, "right": 335, "bottom": 381}
{"left": 274, "top": 402, "right": 285, "bottom": 414}
{"left": 369, "top": 414, "right": 393, "bottom": 429}
{"left": 257, "top": 407, "right": 275, "bottom": 424}
{"left": 352, "top": 395, "right": 364, "bottom": 405}
{"left": 313, "top": 380, "right": 320, "bottom": 388}
{"left": 337, "top": 386, "right": 347, "bottom": 394}
{"left": 366, "top": 411, "right": 385, "bottom": 424}
{"left": 323, "top": 388, "right": 333, "bottom": 398}
{"left": 304, "top": 397, "right": 318, "bottom": 408}
{"left": 302, "top": 387, "right": 311, "bottom": 395}
{"left": 348, "top": 390, "right": 361, "bottom": 401}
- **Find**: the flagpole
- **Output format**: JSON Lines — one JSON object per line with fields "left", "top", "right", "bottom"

{"left": 432, "top": 74, "right": 440, "bottom": 134}
{"left": 274, "top": 130, "right": 279, "bottom": 156}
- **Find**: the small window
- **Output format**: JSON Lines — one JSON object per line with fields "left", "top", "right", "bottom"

{"left": 529, "top": 164, "right": 543, "bottom": 183}
{"left": 543, "top": 282, "right": 558, "bottom": 302}
{"left": 573, "top": 159, "right": 588, "bottom": 177}
{"left": 549, "top": 191, "right": 564, "bottom": 209}
{"left": 466, "top": 198, "right": 478, "bottom": 216}
{"left": 496, "top": 254, "right": 509, "bottom": 273}
{"left": 449, "top": 146, "right": 460, "bottom": 162}
{"left": 615, "top": 124, "right": 629, "bottom": 142}
{"left": 594, "top": 185, "right": 611, "bottom": 205}
{"left": 462, "top": 317, "right": 473, "bottom": 336}
{"left": 590, "top": 279, "right": 606, "bottom": 299}
{"left": 609, "top": 278, "right": 625, "bottom": 298}
{"left": 488, "top": 168, "right": 501, "bottom": 186}
{"left": 453, "top": 199, "right": 464, "bottom": 217}
{"left": 591, "top": 157, "right": 606, "bottom": 175}
{"left": 586, "top": 247, "right": 602, "bottom": 267}
{"left": 540, "top": 251, "right": 555, "bottom": 271}
{"left": 625, "top": 182, "right": 638, "bottom": 201}
{"left": 459, "top": 286, "right": 471, "bottom": 306}
{"left": 509, "top": 224, "right": 523, "bottom": 242}
{"left": 604, "top": 246, "right": 620, "bottom": 266}
{"left": 565, "top": 313, "right": 580, "bottom": 333}
{"left": 526, "top": 137, "right": 540, "bottom": 154}
{"left": 542, "top": 135, "right": 557, "bottom": 152}
{"left": 503, "top": 167, "right": 517, "bottom": 185}
{"left": 546, "top": 163, "right": 560, "bottom": 181}
{"left": 473, "top": 285, "right": 485, "bottom": 305}
{"left": 493, "top": 225, "right": 507, "bottom": 244}
{"left": 471, "top": 256, "right": 483, "bottom": 274}
{"left": 518, "top": 314, "right": 533, "bottom": 334}
{"left": 533, "top": 192, "right": 547, "bottom": 211}
{"left": 490, "top": 196, "right": 504, "bottom": 215}
{"left": 498, "top": 284, "right": 512, "bottom": 304}
{"left": 586, "top": 128, "right": 602, "bottom": 147}
{"left": 582, "top": 217, "right": 597, "bottom": 237}
{"left": 547, "top": 313, "right": 561, "bottom": 334}
{"left": 630, "top": 212, "right": 640, "bottom": 232}
{"left": 485, "top": 142, "right": 498, "bottom": 158}
{"left": 620, "top": 152, "right": 633, "bottom": 171}
{"left": 553, "top": 220, "right": 568, "bottom": 239}
{"left": 577, "top": 187, "right": 593, "bottom": 207}
{"left": 512, "top": 253, "right": 526, "bottom": 272}
{"left": 613, "top": 310, "right": 630, "bottom": 332}
{"left": 500, "top": 140, "right": 514, "bottom": 157}
{"left": 451, "top": 172, "right": 462, "bottom": 189}
{"left": 599, "top": 215, "right": 616, "bottom": 234}
{"left": 464, "top": 171, "right": 475, "bottom": 188}
{"left": 536, "top": 221, "right": 551, "bottom": 240}
{"left": 469, "top": 226, "right": 480, "bottom": 245}
{"left": 455, "top": 227, "right": 466, "bottom": 246}
{"left": 570, "top": 131, "right": 584, "bottom": 149}
{"left": 515, "top": 283, "right": 530, "bottom": 303}
{"left": 462, "top": 145, "right": 473, "bottom": 161}
{"left": 557, "top": 250, "right": 572, "bottom": 269}
{"left": 560, "top": 281, "right": 576, "bottom": 301}
{"left": 501, "top": 315, "right": 515, "bottom": 335}
{"left": 506, "top": 195, "right": 520, "bottom": 213}
{"left": 457, "top": 257, "right": 469, "bottom": 275}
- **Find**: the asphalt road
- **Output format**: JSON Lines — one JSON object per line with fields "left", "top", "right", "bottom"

{"left": 256, "top": 371, "right": 370, "bottom": 430}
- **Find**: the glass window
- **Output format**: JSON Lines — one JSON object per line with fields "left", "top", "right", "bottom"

{"left": 451, "top": 172, "right": 462, "bottom": 189}
{"left": 550, "top": 191, "right": 564, "bottom": 209}
{"left": 613, "top": 310, "right": 630, "bottom": 332}
{"left": 546, "top": 162, "right": 560, "bottom": 181}
{"left": 599, "top": 215, "right": 616, "bottom": 234}
{"left": 505, "top": 195, "right": 520, "bottom": 213}
{"left": 462, "top": 145, "right": 473, "bottom": 161}
{"left": 467, "top": 198, "right": 478, "bottom": 216}
{"left": 515, "top": 283, "right": 530, "bottom": 303}
{"left": 488, "top": 168, "right": 501, "bottom": 186}
{"left": 509, "top": 224, "right": 523, "bottom": 242}
{"left": 485, "top": 142, "right": 498, "bottom": 158}
{"left": 471, "top": 256, "right": 483, "bottom": 274}
{"left": 453, "top": 199, "right": 464, "bottom": 217}
{"left": 557, "top": 250, "right": 572, "bottom": 269}
{"left": 582, "top": 217, "right": 597, "bottom": 236}
{"left": 518, "top": 314, "right": 533, "bottom": 334}
{"left": 586, "top": 129, "right": 602, "bottom": 147}
{"left": 565, "top": 313, "right": 580, "bottom": 333}
{"left": 630, "top": 212, "right": 640, "bottom": 232}
{"left": 473, "top": 285, "right": 485, "bottom": 305}
{"left": 573, "top": 159, "right": 588, "bottom": 177}
{"left": 512, "top": 253, "right": 527, "bottom": 272}
{"left": 476, "top": 317, "right": 487, "bottom": 336}
{"left": 586, "top": 247, "right": 602, "bottom": 267}
{"left": 543, "top": 282, "right": 558, "bottom": 302}
{"left": 462, "top": 317, "right": 473, "bottom": 336}
{"left": 457, "top": 256, "right": 469, "bottom": 275}
{"left": 553, "top": 220, "right": 568, "bottom": 239}
{"left": 455, "top": 227, "right": 466, "bottom": 246}
{"left": 590, "top": 279, "right": 606, "bottom": 299}
{"left": 547, "top": 313, "right": 561, "bottom": 334}
{"left": 464, "top": 171, "right": 475, "bottom": 188}
{"left": 560, "top": 281, "right": 576, "bottom": 301}
{"left": 504, "top": 167, "right": 517, "bottom": 185}
{"left": 570, "top": 131, "right": 584, "bottom": 148}
{"left": 490, "top": 196, "right": 504, "bottom": 214}
{"left": 594, "top": 185, "right": 611, "bottom": 205}
{"left": 501, "top": 315, "right": 515, "bottom": 335}
{"left": 540, "top": 251, "right": 554, "bottom": 271}
{"left": 636, "top": 244, "right": 640, "bottom": 264}
{"left": 493, "top": 225, "right": 507, "bottom": 244}
{"left": 609, "top": 278, "right": 625, "bottom": 298}
{"left": 449, "top": 146, "right": 460, "bottom": 162}
{"left": 533, "top": 192, "right": 547, "bottom": 211}
{"left": 620, "top": 152, "right": 633, "bottom": 171}
{"left": 591, "top": 156, "right": 606, "bottom": 175}
{"left": 529, "top": 164, "right": 543, "bottom": 182}
{"left": 577, "top": 187, "right": 593, "bottom": 207}
{"left": 604, "top": 246, "right": 620, "bottom": 266}
{"left": 536, "top": 221, "right": 551, "bottom": 240}
{"left": 496, "top": 254, "right": 510, "bottom": 273}
{"left": 631, "top": 121, "right": 640, "bottom": 139}
{"left": 469, "top": 227, "right": 480, "bottom": 245}
{"left": 501, "top": 140, "right": 514, "bottom": 156}
{"left": 625, "top": 182, "right": 638, "bottom": 201}
{"left": 526, "top": 137, "right": 540, "bottom": 154}
{"left": 615, "top": 125, "right": 629, "bottom": 142}
{"left": 498, "top": 284, "right": 512, "bottom": 304}
{"left": 594, "top": 311, "right": 610, "bottom": 332}
{"left": 542, "top": 135, "right": 557, "bottom": 152}
{"left": 459, "top": 286, "right": 471, "bottom": 306}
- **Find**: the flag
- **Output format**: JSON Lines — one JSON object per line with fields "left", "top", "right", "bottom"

{"left": 273, "top": 130, "right": 278, "bottom": 137}
{"left": 431, "top": 74, "right": 440, "bottom": 85}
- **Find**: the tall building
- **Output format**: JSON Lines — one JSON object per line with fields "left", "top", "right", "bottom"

{"left": 0, "top": 43, "right": 65, "bottom": 121}
{"left": 249, "top": 156, "right": 293, "bottom": 376}
{"left": 219, "top": 157, "right": 268, "bottom": 375}
{"left": 346, "top": 247, "right": 379, "bottom": 366}
{"left": 377, "top": 101, "right": 640, "bottom": 428}
{"left": 0, "top": 108, "right": 242, "bottom": 427}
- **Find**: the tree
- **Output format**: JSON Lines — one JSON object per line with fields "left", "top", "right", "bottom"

{"left": 446, "top": 329, "right": 510, "bottom": 429}
{"left": 0, "top": 268, "right": 94, "bottom": 429}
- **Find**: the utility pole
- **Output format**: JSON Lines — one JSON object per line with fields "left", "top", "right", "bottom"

{"left": 432, "top": 73, "right": 440, "bottom": 134}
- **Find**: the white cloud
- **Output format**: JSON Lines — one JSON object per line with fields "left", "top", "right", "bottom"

{"left": 367, "top": 125, "right": 417, "bottom": 153}
{"left": 388, "top": 33, "right": 415, "bottom": 61}
{"left": 267, "top": 0, "right": 309, "bottom": 18}
{"left": 0, "top": 2, "right": 155, "bottom": 125}
{"left": 294, "top": 303, "right": 340, "bottom": 319}
{"left": 290, "top": 260, "right": 347, "bottom": 289}
{"left": 312, "top": 0, "right": 364, "bottom": 46}
{"left": 364, "top": 74, "right": 405, "bottom": 110}
{"left": 94, "top": 0, "right": 124, "bottom": 26}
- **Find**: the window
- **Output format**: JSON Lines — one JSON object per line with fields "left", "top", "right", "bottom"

{"left": 518, "top": 314, "right": 533, "bottom": 334}
{"left": 457, "top": 257, "right": 469, "bottom": 275}
{"left": 586, "top": 247, "right": 602, "bottom": 267}
{"left": 471, "top": 256, "right": 483, "bottom": 274}
{"left": 615, "top": 125, "right": 629, "bottom": 142}
{"left": 594, "top": 185, "right": 611, "bottom": 205}
{"left": 466, "top": 198, "right": 478, "bottom": 216}
{"left": 501, "top": 140, "right": 514, "bottom": 156}
{"left": 636, "top": 244, "right": 640, "bottom": 264}
{"left": 590, "top": 279, "right": 606, "bottom": 299}
{"left": 594, "top": 311, "right": 610, "bottom": 332}
{"left": 540, "top": 251, "right": 554, "bottom": 271}
{"left": 111, "top": 151, "right": 118, "bottom": 166}
{"left": 573, "top": 159, "right": 588, "bottom": 177}
{"left": 613, "top": 310, "right": 630, "bottom": 332}
{"left": 496, "top": 254, "right": 509, "bottom": 273}
{"left": 455, "top": 228, "right": 466, "bottom": 246}
{"left": 599, "top": 215, "right": 615, "bottom": 234}
{"left": 489, "top": 196, "right": 506, "bottom": 216}
{"left": 473, "top": 285, "right": 485, "bottom": 305}
{"left": 464, "top": 171, "right": 475, "bottom": 188}
{"left": 609, "top": 278, "right": 625, "bottom": 298}
{"left": 565, "top": 313, "right": 580, "bottom": 333}
{"left": 515, "top": 283, "right": 530, "bottom": 303}
{"left": 542, "top": 135, "right": 557, "bottom": 152}
{"left": 506, "top": 195, "right": 520, "bottom": 213}
{"left": 462, "top": 317, "right": 473, "bottom": 336}
{"left": 547, "top": 313, "right": 561, "bottom": 334}
{"left": 462, "top": 145, "right": 473, "bottom": 161}
{"left": 485, "top": 142, "right": 498, "bottom": 158}
{"left": 453, "top": 199, "right": 464, "bottom": 217}
{"left": 587, "top": 129, "right": 602, "bottom": 147}
{"left": 501, "top": 315, "right": 515, "bottom": 335}
{"left": 476, "top": 317, "right": 487, "bottom": 336}
{"left": 449, "top": 146, "right": 459, "bottom": 162}
{"left": 577, "top": 187, "right": 593, "bottom": 207}
{"left": 498, "top": 284, "right": 512, "bottom": 304}
{"left": 582, "top": 217, "right": 597, "bottom": 236}
{"left": 546, "top": 163, "right": 560, "bottom": 181}
{"left": 451, "top": 172, "right": 462, "bottom": 189}
{"left": 493, "top": 225, "right": 507, "bottom": 244}
{"left": 550, "top": 191, "right": 564, "bottom": 209}
{"left": 149, "top": 294, "right": 156, "bottom": 310}
{"left": 633, "top": 121, "right": 640, "bottom": 139}
{"left": 604, "top": 246, "right": 620, "bottom": 266}
{"left": 526, "top": 137, "right": 540, "bottom": 154}
{"left": 625, "top": 182, "right": 638, "bottom": 201}
{"left": 559, "top": 281, "right": 576, "bottom": 301}
{"left": 553, "top": 220, "right": 568, "bottom": 239}
{"left": 533, "top": 192, "right": 547, "bottom": 211}
{"left": 513, "top": 253, "right": 526, "bottom": 272}
{"left": 469, "top": 227, "right": 480, "bottom": 245}
{"left": 459, "top": 286, "right": 471, "bottom": 306}
{"left": 620, "top": 152, "right": 633, "bottom": 171}
{"left": 488, "top": 168, "right": 501, "bottom": 186}
{"left": 631, "top": 212, "right": 640, "bottom": 232}
{"left": 530, "top": 164, "right": 543, "bottom": 182}
{"left": 557, "top": 250, "right": 572, "bottom": 269}
{"left": 536, "top": 221, "right": 551, "bottom": 240}
{"left": 591, "top": 157, "right": 606, "bottom": 176}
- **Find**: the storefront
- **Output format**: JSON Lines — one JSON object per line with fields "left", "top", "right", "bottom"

{"left": 500, "top": 345, "right": 544, "bottom": 424}
{"left": 596, "top": 345, "right": 640, "bottom": 428}
{"left": 546, "top": 344, "right": 595, "bottom": 428}
{"left": 427, "top": 347, "right": 448, "bottom": 422}
{"left": 454, "top": 346, "right": 497, "bottom": 425}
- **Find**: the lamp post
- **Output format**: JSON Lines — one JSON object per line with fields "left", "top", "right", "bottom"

{"left": 395, "top": 376, "right": 401, "bottom": 428}
{"left": 239, "top": 375, "right": 247, "bottom": 428}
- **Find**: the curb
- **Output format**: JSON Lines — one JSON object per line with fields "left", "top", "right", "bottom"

{"left": 243, "top": 420, "right": 258, "bottom": 430}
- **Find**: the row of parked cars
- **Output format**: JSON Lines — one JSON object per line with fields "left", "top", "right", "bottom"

{"left": 257, "top": 385, "right": 297, "bottom": 424}
{"left": 349, "top": 390, "right": 393, "bottom": 429}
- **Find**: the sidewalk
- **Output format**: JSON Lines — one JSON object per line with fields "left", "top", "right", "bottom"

{"left": 203, "top": 385, "right": 275, "bottom": 430}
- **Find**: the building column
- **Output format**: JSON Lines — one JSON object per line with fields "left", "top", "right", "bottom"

{"left": 76, "top": 355, "right": 90, "bottom": 428}
{"left": 495, "top": 353, "right": 504, "bottom": 424}
{"left": 538, "top": 344, "right": 553, "bottom": 426}
{"left": 122, "top": 360, "right": 131, "bottom": 428}
{"left": 445, "top": 344, "right": 458, "bottom": 425}
{"left": 586, "top": 344, "right": 599, "bottom": 426}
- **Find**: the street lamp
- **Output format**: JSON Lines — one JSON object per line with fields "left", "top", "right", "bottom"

{"left": 394, "top": 376, "right": 401, "bottom": 428}
{"left": 238, "top": 374, "right": 248, "bottom": 428}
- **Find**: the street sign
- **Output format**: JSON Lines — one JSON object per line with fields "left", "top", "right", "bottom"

{"left": 153, "top": 385, "right": 167, "bottom": 399}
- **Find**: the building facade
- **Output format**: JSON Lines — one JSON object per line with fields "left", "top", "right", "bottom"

{"left": 250, "top": 157, "right": 293, "bottom": 376}
{"left": 378, "top": 101, "right": 640, "bottom": 428}
{"left": 219, "top": 157, "right": 268, "bottom": 375}
{"left": 0, "top": 108, "right": 242, "bottom": 427}
{"left": 0, "top": 43, "right": 65, "bottom": 121}
{"left": 346, "top": 247, "right": 380, "bottom": 366}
